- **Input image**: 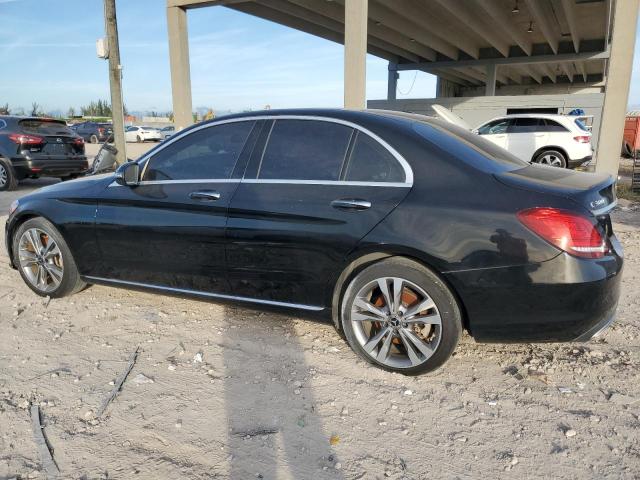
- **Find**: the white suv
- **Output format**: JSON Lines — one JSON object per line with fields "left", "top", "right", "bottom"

{"left": 474, "top": 114, "right": 592, "bottom": 169}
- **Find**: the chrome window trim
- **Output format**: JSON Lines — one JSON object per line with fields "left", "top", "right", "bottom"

{"left": 82, "top": 275, "right": 324, "bottom": 312}
{"left": 134, "top": 114, "right": 414, "bottom": 186}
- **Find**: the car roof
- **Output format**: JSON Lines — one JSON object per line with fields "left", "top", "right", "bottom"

{"left": 499, "top": 113, "right": 576, "bottom": 120}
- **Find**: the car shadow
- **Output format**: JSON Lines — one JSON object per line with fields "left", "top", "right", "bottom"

{"left": 222, "top": 305, "right": 343, "bottom": 479}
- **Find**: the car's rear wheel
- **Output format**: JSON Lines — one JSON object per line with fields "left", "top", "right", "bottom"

{"left": 12, "top": 217, "right": 85, "bottom": 298}
{"left": 90, "top": 134, "right": 99, "bottom": 144}
{"left": 0, "top": 158, "right": 18, "bottom": 191}
{"left": 533, "top": 149, "right": 567, "bottom": 168}
{"left": 340, "top": 257, "right": 462, "bottom": 375}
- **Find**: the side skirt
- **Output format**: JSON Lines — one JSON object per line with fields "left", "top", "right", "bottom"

{"left": 81, "top": 275, "right": 325, "bottom": 312}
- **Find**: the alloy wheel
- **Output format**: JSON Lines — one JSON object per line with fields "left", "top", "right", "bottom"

{"left": 349, "top": 277, "right": 442, "bottom": 369}
{"left": 18, "top": 228, "right": 64, "bottom": 293}
{"left": 538, "top": 153, "right": 563, "bottom": 167}
{"left": 0, "top": 163, "right": 7, "bottom": 187}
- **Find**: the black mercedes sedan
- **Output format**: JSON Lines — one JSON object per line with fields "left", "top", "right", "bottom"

{"left": 4, "top": 109, "right": 623, "bottom": 374}
{"left": 0, "top": 116, "right": 88, "bottom": 190}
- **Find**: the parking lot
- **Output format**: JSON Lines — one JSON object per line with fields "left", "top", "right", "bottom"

{"left": 0, "top": 200, "right": 639, "bottom": 478}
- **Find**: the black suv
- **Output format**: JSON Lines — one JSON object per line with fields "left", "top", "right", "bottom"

{"left": 0, "top": 116, "right": 88, "bottom": 191}
{"left": 71, "top": 122, "right": 113, "bottom": 144}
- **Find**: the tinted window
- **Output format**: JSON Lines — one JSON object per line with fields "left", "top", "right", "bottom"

{"left": 19, "top": 119, "right": 74, "bottom": 136}
{"left": 258, "top": 120, "right": 352, "bottom": 180}
{"left": 509, "top": 118, "right": 543, "bottom": 133}
{"left": 344, "top": 132, "right": 405, "bottom": 183}
{"left": 144, "top": 121, "right": 254, "bottom": 181}
{"left": 543, "top": 119, "right": 568, "bottom": 132}
{"left": 477, "top": 119, "right": 510, "bottom": 135}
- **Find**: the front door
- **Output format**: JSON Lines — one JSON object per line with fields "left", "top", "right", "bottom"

{"left": 476, "top": 118, "right": 510, "bottom": 152}
{"left": 91, "top": 120, "right": 260, "bottom": 293}
{"left": 226, "top": 118, "right": 412, "bottom": 308}
{"left": 505, "top": 117, "right": 546, "bottom": 162}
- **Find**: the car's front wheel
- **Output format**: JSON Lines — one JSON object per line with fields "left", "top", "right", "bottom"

{"left": 340, "top": 257, "right": 462, "bottom": 375}
{"left": 0, "top": 158, "right": 18, "bottom": 191}
{"left": 136, "top": 135, "right": 142, "bottom": 143}
{"left": 533, "top": 149, "right": 567, "bottom": 168}
{"left": 12, "top": 217, "right": 85, "bottom": 298}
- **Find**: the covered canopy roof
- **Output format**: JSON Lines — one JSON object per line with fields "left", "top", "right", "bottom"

{"left": 170, "top": 0, "right": 612, "bottom": 87}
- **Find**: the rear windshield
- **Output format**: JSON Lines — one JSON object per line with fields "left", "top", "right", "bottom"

{"left": 19, "top": 119, "right": 74, "bottom": 136}
{"left": 574, "top": 118, "right": 590, "bottom": 132}
{"left": 412, "top": 118, "right": 528, "bottom": 173}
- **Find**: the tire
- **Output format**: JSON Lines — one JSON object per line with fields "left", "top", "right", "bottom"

{"left": 136, "top": 135, "right": 142, "bottom": 143}
{"left": 532, "top": 149, "right": 567, "bottom": 168}
{"left": 622, "top": 142, "right": 632, "bottom": 158}
{"left": 12, "top": 217, "right": 86, "bottom": 298}
{"left": 0, "top": 157, "right": 18, "bottom": 191}
{"left": 59, "top": 175, "right": 78, "bottom": 182}
{"left": 340, "top": 257, "right": 462, "bottom": 375}
{"left": 90, "top": 134, "right": 99, "bottom": 144}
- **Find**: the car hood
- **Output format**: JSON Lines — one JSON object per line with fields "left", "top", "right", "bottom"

{"left": 25, "top": 173, "right": 114, "bottom": 198}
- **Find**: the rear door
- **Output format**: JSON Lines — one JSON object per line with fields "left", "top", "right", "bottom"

{"left": 91, "top": 120, "right": 260, "bottom": 293}
{"left": 225, "top": 117, "right": 412, "bottom": 308}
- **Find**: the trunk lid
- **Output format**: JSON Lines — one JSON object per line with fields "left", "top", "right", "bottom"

{"left": 495, "top": 163, "right": 617, "bottom": 216}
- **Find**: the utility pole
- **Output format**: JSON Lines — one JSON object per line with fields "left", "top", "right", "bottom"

{"left": 104, "top": 0, "right": 127, "bottom": 165}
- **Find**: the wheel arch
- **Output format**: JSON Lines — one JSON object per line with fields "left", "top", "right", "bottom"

{"left": 329, "top": 248, "right": 470, "bottom": 334}
{"left": 531, "top": 145, "right": 570, "bottom": 167}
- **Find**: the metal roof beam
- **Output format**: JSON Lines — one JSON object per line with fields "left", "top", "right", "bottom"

{"left": 335, "top": 0, "right": 460, "bottom": 59}
{"left": 431, "top": 0, "right": 510, "bottom": 57}
{"left": 286, "top": 0, "right": 436, "bottom": 61}
{"left": 561, "top": 0, "right": 581, "bottom": 53}
{"left": 396, "top": 50, "right": 609, "bottom": 71}
{"left": 525, "top": 0, "right": 561, "bottom": 54}
{"left": 476, "top": 0, "right": 533, "bottom": 55}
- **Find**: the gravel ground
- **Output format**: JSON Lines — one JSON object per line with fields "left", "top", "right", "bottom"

{"left": 0, "top": 206, "right": 639, "bottom": 480}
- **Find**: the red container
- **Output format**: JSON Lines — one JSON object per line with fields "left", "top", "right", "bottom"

{"left": 624, "top": 116, "right": 640, "bottom": 156}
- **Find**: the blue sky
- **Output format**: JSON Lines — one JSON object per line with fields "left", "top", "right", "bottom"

{"left": 0, "top": 0, "right": 638, "bottom": 115}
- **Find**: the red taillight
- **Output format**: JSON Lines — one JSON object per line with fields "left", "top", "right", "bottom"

{"left": 8, "top": 133, "right": 44, "bottom": 145}
{"left": 73, "top": 137, "right": 84, "bottom": 145}
{"left": 517, "top": 207, "right": 607, "bottom": 259}
{"left": 573, "top": 135, "right": 591, "bottom": 143}
{"left": 98, "top": 127, "right": 104, "bottom": 134}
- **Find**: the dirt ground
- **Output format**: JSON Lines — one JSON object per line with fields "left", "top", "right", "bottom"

{"left": 1, "top": 205, "right": 639, "bottom": 480}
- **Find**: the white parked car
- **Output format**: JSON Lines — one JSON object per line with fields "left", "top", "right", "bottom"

{"left": 125, "top": 126, "right": 162, "bottom": 143}
{"left": 474, "top": 114, "right": 593, "bottom": 168}
{"left": 160, "top": 125, "right": 175, "bottom": 139}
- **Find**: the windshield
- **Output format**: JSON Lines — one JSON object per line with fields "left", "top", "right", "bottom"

{"left": 19, "top": 119, "right": 74, "bottom": 136}
{"left": 412, "top": 118, "right": 528, "bottom": 173}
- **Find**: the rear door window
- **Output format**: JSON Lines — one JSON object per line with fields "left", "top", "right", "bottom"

{"left": 344, "top": 132, "right": 405, "bottom": 183}
{"left": 257, "top": 120, "right": 353, "bottom": 181}
{"left": 509, "top": 118, "right": 543, "bottom": 133}
{"left": 19, "top": 119, "right": 74, "bottom": 136}
{"left": 144, "top": 121, "right": 255, "bottom": 181}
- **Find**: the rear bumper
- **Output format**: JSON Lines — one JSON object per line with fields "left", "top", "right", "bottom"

{"left": 11, "top": 155, "right": 89, "bottom": 178}
{"left": 445, "top": 248, "right": 623, "bottom": 343}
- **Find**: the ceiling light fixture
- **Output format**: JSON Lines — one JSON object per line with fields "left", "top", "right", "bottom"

{"left": 512, "top": 1, "right": 520, "bottom": 13}
{"left": 527, "top": 21, "right": 534, "bottom": 33}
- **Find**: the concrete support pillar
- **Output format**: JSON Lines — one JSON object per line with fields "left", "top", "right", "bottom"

{"left": 344, "top": 0, "right": 368, "bottom": 109}
{"left": 387, "top": 63, "right": 398, "bottom": 101}
{"left": 485, "top": 63, "right": 497, "bottom": 96}
{"left": 167, "top": 6, "right": 193, "bottom": 130}
{"left": 595, "top": 0, "right": 639, "bottom": 176}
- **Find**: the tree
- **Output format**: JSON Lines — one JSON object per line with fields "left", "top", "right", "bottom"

{"left": 67, "top": 107, "right": 76, "bottom": 118}
{"left": 0, "top": 103, "right": 9, "bottom": 115}
{"left": 31, "top": 102, "right": 42, "bottom": 116}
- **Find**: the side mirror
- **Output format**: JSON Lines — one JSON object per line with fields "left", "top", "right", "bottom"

{"left": 115, "top": 162, "right": 140, "bottom": 186}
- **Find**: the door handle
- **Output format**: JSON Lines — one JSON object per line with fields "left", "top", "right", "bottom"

{"left": 189, "top": 190, "right": 221, "bottom": 201}
{"left": 331, "top": 198, "right": 372, "bottom": 210}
